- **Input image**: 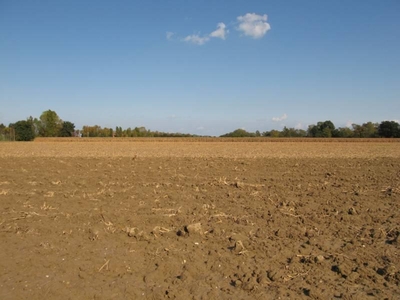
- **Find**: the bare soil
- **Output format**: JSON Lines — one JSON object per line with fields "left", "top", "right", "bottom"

{"left": 0, "top": 141, "right": 399, "bottom": 299}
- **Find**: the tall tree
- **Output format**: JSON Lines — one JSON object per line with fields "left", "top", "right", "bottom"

{"left": 11, "top": 120, "right": 35, "bottom": 141}
{"left": 352, "top": 122, "right": 378, "bottom": 138}
{"left": 378, "top": 121, "right": 400, "bottom": 138}
{"left": 59, "top": 121, "right": 75, "bottom": 137}
{"left": 308, "top": 121, "right": 335, "bottom": 137}
{"left": 333, "top": 127, "right": 354, "bottom": 138}
{"left": 39, "top": 110, "right": 62, "bottom": 137}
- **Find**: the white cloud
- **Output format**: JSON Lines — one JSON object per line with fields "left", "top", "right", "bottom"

{"left": 183, "top": 34, "right": 210, "bottom": 45}
{"left": 197, "top": 126, "right": 205, "bottom": 130}
{"left": 295, "top": 123, "right": 303, "bottom": 129}
{"left": 272, "top": 113, "right": 288, "bottom": 122}
{"left": 346, "top": 120, "right": 353, "bottom": 128}
{"left": 237, "top": 13, "right": 271, "bottom": 39}
{"left": 166, "top": 32, "right": 175, "bottom": 40}
{"left": 210, "top": 22, "right": 228, "bottom": 40}
{"left": 183, "top": 22, "right": 227, "bottom": 45}
{"left": 178, "top": 12, "right": 271, "bottom": 45}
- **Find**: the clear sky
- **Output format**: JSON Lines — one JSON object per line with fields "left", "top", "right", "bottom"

{"left": 1, "top": 0, "right": 399, "bottom": 136}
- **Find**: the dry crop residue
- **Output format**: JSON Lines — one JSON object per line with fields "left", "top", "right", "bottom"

{"left": 0, "top": 141, "right": 399, "bottom": 299}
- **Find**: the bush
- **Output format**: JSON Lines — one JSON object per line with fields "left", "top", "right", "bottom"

{"left": 12, "top": 120, "right": 35, "bottom": 141}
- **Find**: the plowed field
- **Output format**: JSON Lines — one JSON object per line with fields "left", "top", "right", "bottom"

{"left": 0, "top": 141, "right": 399, "bottom": 299}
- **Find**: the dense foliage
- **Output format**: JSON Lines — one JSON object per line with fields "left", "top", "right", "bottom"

{"left": 220, "top": 120, "right": 400, "bottom": 138}
{"left": 1, "top": 110, "right": 399, "bottom": 141}
{"left": 378, "top": 121, "right": 400, "bottom": 138}
{"left": 10, "top": 120, "right": 35, "bottom": 141}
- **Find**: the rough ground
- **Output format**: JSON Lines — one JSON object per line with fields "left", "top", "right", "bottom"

{"left": 0, "top": 141, "right": 399, "bottom": 299}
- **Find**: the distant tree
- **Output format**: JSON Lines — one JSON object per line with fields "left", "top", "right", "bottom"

{"left": 82, "top": 125, "right": 102, "bottom": 137}
{"left": 361, "top": 122, "right": 378, "bottom": 138}
{"left": 11, "top": 120, "right": 35, "bottom": 141}
{"left": 378, "top": 121, "right": 400, "bottom": 138}
{"left": 115, "top": 126, "right": 123, "bottom": 137}
{"left": 351, "top": 123, "right": 363, "bottom": 137}
{"left": 134, "top": 126, "right": 148, "bottom": 137}
{"left": 39, "top": 110, "right": 62, "bottom": 137}
{"left": 279, "top": 127, "right": 307, "bottom": 137}
{"left": 320, "top": 121, "right": 335, "bottom": 137}
{"left": 308, "top": 121, "right": 335, "bottom": 137}
{"left": 269, "top": 130, "right": 280, "bottom": 137}
{"left": 126, "top": 127, "right": 132, "bottom": 137}
{"left": 255, "top": 130, "right": 261, "bottom": 137}
{"left": 352, "top": 122, "right": 378, "bottom": 138}
{"left": 28, "top": 116, "right": 41, "bottom": 137}
{"left": 59, "top": 121, "right": 75, "bottom": 137}
{"left": 333, "top": 127, "right": 354, "bottom": 138}
{"left": 147, "top": 129, "right": 154, "bottom": 137}
{"left": 308, "top": 125, "right": 317, "bottom": 137}
{"left": 0, "top": 123, "right": 7, "bottom": 141}
{"left": 281, "top": 126, "right": 290, "bottom": 137}
{"left": 220, "top": 129, "right": 255, "bottom": 137}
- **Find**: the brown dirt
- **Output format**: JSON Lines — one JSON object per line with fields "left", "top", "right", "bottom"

{"left": 0, "top": 141, "right": 399, "bottom": 299}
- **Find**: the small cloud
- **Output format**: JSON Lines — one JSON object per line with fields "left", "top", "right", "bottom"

{"left": 295, "top": 123, "right": 303, "bottom": 129}
{"left": 197, "top": 126, "right": 205, "bottom": 130}
{"left": 237, "top": 13, "right": 271, "bottom": 39}
{"left": 272, "top": 113, "right": 288, "bottom": 122}
{"left": 346, "top": 120, "right": 353, "bottom": 128}
{"left": 183, "top": 34, "right": 210, "bottom": 45}
{"left": 166, "top": 32, "right": 175, "bottom": 40}
{"left": 210, "top": 22, "right": 228, "bottom": 40}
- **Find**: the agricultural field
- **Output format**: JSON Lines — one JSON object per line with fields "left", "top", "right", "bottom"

{"left": 0, "top": 140, "right": 399, "bottom": 299}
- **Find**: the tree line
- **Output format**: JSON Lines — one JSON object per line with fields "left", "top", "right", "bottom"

{"left": 0, "top": 110, "right": 200, "bottom": 141}
{"left": 0, "top": 110, "right": 76, "bottom": 141}
{"left": 1, "top": 111, "right": 399, "bottom": 141}
{"left": 221, "top": 120, "right": 400, "bottom": 138}
{"left": 80, "top": 125, "right": 196, "bottom": 138}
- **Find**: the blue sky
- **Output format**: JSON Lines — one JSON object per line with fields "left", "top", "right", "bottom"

{"left": 1, "top": 0, "right": 399, "bottom": 136}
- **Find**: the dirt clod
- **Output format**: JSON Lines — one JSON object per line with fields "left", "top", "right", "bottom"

{"left": 185, "top": 223, "right": 203, "bottom": 235}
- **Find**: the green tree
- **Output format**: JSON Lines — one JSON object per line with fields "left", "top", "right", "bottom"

{"left": 269, "top": 130, "right": 280, "bottom": 137}
{"left": 378, "top": 121, "right": 400, "bottom": 138}
{"left": 320, "top": 121, "right": 335, "bottom": 137}
{"left": 0, "top": 123, "right": 7, "bottom": 141}
{"left": 351, "top": 123, "right": 363, "bottom": 137}
{"left": 28, "top": 116, "right": 41, "bottom": 137}
{"left": 308, "top": 125, "right": 319, "bottom": 137}
{"left": 115, "top": 126, "right": 123, "bottom": 137}
{"left": 352, "top": 122, "right": 378, "bottom": 138}
{"left": 308, "top": 121, "right": 335, "bottom": 137}
{"left": 333, "top": 127, "right": 354, "bottom": 138}
{"left": 134, "top": 126, "right": 147, "bottom": 137}
{"left": 11, "top": 120, "right": 35, "bottom": 141}
{"left": 39, "top": 110, "right": 62, "bottom": 137}
{"left": 281, "top": 126, "right": 290, "bottom": 137}
{"left": 279, "top": 127, "right": 307, "bottom": 137}
{"left": 220, "top": 129, "right": 255, "bottom": 137}
{"left": 362, "top": 122, "right": 378, "bottom": 138}
{"left": 59, "top": 121, "right": 75, "bottom": 137}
